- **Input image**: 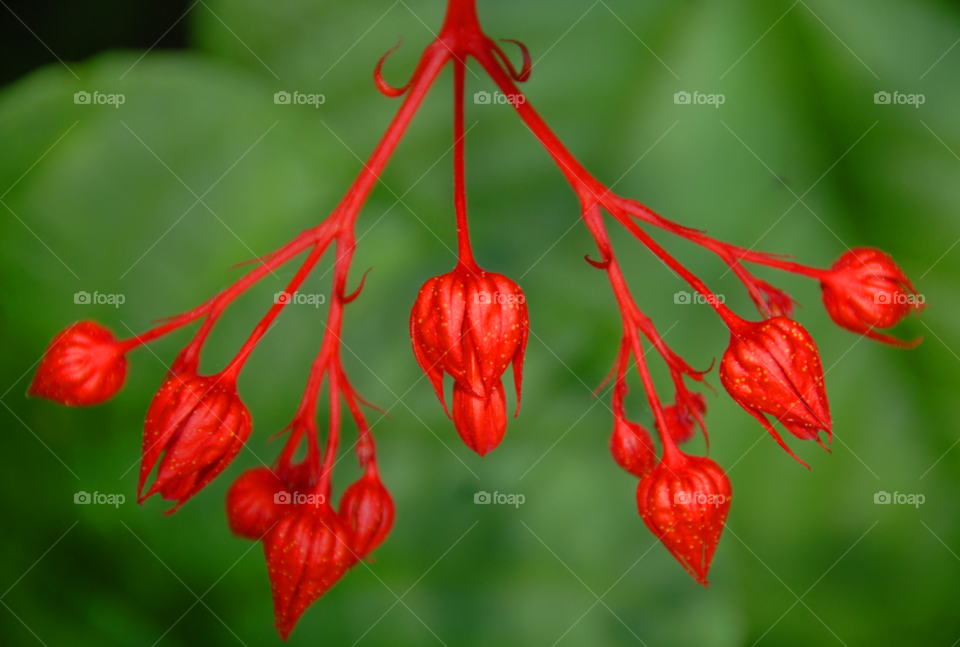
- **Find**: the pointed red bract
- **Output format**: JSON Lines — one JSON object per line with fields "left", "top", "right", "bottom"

{"left": 636, "top": 452, "right": 732, "bottom": 585}
{"left": 29, "top": 321, "right": 127, "bottom": 406}
{"left": 138, "top": 374, "right": 251, "bottom": 512}
{"left": 339, "top": 462, "right": 394, "bottom": 558}
{"left": 264, "top": 503, "right": 356, "bottom": 640}
{"left": 610, "top": 417, "right": 656, "bottom": 478}
{"left": 225, "top": 467, "right": 292, "bottom": 540}
{"left": 720, "top": 317, "right": 831, "bottom": 466}
{"left": 410, "top": 265, "right": 528, "bottom": 455}
{"left": 821, "top": 247, "right": 923, "bottom": 346}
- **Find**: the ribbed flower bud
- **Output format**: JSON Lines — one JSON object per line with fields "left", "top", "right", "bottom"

{"left": 410, "top": 265, "right": 528, "bottom": 455}
{"left": 661, "top": 393, "right": 706, "bottom": 444}
{"left": 720, "top": 317, "right": 830, "bottom": 465}
{"left": 636, "top": 452, "right": 732, "bottom": 585}
{"left": 264, "top": 503, "right": 355, "bottom": 640}
{"left": 138, "top": 374, "right": 251, "bottom": 511}
{"left": 610, "top": 417, "right": 656, "bottom": 478}
{"left": 821, "top": 247, "right": 923, "bottom": 346}
{"left": 339, "top": 462, "right": 394, "bottom": 558}
{"left": 225, "top": 467, "right": 292, "bottom": 540}
{"left": 29, "top": 321, "right": 127, "bottom": 406}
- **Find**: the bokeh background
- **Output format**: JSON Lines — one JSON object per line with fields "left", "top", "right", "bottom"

{"left": 2, "top": 0, "right": 959, "bottom": 645}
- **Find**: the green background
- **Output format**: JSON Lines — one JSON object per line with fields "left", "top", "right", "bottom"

{"left": 2, "top": 0, "right": 959, "bottom": 645}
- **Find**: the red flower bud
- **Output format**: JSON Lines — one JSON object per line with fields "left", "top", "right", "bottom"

{"left": 410, "top": 266, "right": 528, "bottom": 455}
{"left": 264, "top": 503, "right": 356, "bottom": 640}
{"left": 636, "top": 453, "right": 732, "bottom": 585}
{"left": 610, "top": 417, "right": 656, "bottom": 478}
{"left": 720, "top": 317, "right": 830, "bottom": 466}
{"left": 451, "top": 379, "right": 507, "bottom": 456}
{"left": 138, "top": 374, "right": 251, "bottom": 512}
{"left": 226, "top": 467, "right": 291, "bottom": 540}
{"left": 339, "top": 462, "right": 394, "bottom": 558}
{"left": 661, "top": 393, "right": 707, "bottom": 444}
{"left": 821, "top": 247, "right": 923, "bottom": 346}
{"left": 29, "top": 321, "right": 127, "bottom": 406}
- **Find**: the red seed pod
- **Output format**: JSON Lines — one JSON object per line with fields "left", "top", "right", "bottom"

{"left": 138, "top": 374, "right": 251, "bottom": 512}
{"left": 28, "top": 321, "right": 127, "bottom": 406}
{"left": 410, "top": 265, "right": 528, "bottom": 454}
{"left": 610, "top": 417, "right": 656, "bottom": 478}
{"left": 451, "top": 379, "right": 507, "bottom": 456}
{"left": 264, "top": 503, "right": 356, "bottom": 640}
{"left": 661, "top": 392, "right": 707, "bottom": 445}
{"left": 226, "top": 467, "right": 292, "bottom": 540}
{"left": 339, "top": 462, "right": 394, "bottom": 558}
{"left": 636, "top": 452, "right": 732, "bottom": 586}
{"left": 720, "top": 317, "right": 830, "bottom": 466}
{"left": 821, "top": 247, "right": 923, "bottom": 346}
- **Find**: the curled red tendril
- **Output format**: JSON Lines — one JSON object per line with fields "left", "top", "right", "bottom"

{"left": 374, "top": 39, "right": 414, "bottom": 97}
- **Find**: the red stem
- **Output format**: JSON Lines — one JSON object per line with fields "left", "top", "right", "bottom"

{"left": 117, "top": 228, "right": 323, "bottom": 355}
{"left": 268, "top": 38, "right": 451, "bottom": 491}
{"left": 315, "top": 231, "right": 355, "bottom": 498}
{"left": 222, "top": 232, "right": 336, "bottom": 381}
{"left": 452, "top": 57, "right": 478, "bottom": 270}
{"left": 627, "top": 328, "right": 681, "bottom": 464}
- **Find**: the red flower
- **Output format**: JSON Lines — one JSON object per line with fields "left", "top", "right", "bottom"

{"left": 636, "top": 452, "right": 732, "bottom": 585}
{"left": 28, "top": 321, "right": 127, "bottom": 406}
{"left": 720, "top": 317, "right": 830, "bottom": 467}
{"left": 138, "top": 374, "right": 251, "bottom": 512}
{"left": 821, "top": 247, "right": 923, "bottom": 346}
{"left": 225, "top": 467, "right": 294, "bottom": 540}
{"left": 661, "top": 393, "right": 707, "bottom": 445}
{"left": 410, "top": 265, "right": 529, "bottom": 455}
{"left": 264, "top": 503, "right": 356, "bottom": 640}
{"left": 339, "top": 462, "right": 394, "bottom": 558}
{"left": 610, "top": 417, "right": 656, "bottom": 478}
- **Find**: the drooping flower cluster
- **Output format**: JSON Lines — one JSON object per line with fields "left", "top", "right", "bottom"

{"left": 26, "top": 0, "right": 924, "bottom": 637}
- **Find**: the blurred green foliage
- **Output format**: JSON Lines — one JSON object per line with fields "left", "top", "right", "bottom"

{"left": 2, "top": 0, "right": 960, "bottom": 645}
